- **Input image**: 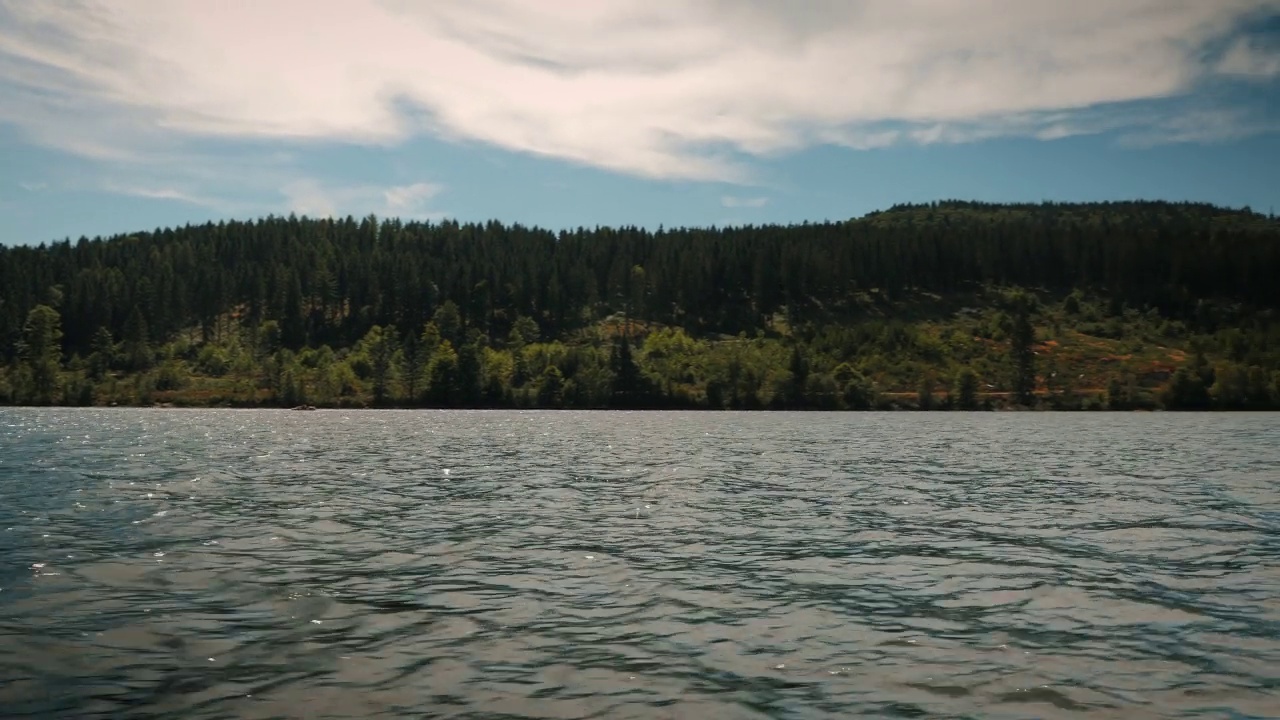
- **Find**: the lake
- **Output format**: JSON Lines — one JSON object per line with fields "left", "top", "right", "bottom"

{"left": 1, "top": 409, "right": 1278, "bottom": 719}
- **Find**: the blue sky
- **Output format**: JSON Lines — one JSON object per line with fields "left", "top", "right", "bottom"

{"left": 2, "top": 1, "right": 1279, "bottom": 246}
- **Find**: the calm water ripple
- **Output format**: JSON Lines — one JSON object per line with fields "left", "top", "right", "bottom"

{"left": 1, "top": 409, "right": 1279, "bottom": 719}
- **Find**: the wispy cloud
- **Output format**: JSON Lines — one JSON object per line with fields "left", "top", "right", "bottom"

{"left": 100, "top": 183, "right": 219, "bottom": 207}
{"left": 383, "top": 182, "right": 443, "bottom": 213}
{"left": 1117, "top": 108, "right": 1280, "bottom": 147}
{"left": 0, "top": 0, "right": 1277, "bottom": 185}
{"left": 1216, "top": 36, "right": 1280, "bottom": 79}
{"left": 281, "top": 179, "right": 446, "bottom": 220}
{"left": 820, "top": 128, "right": 903, "bottom": 151}
{"left": 721, "top": 195, "right": 768, "bottom": 209}
{"left": 18, "top": 181, "right": 46, "bottom": 191}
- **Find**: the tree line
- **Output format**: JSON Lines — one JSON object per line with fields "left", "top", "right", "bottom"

{"left": 1, "top": 200, "right": 1278, "bottom": 410}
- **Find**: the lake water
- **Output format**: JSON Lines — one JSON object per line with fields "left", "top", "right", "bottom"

{"left": 1, "top": 409, "right": 1278, "bottom": 719}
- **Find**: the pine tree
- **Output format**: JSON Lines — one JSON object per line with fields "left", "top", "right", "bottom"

{"left": 122, "top": 306, "right": 152, "bottom": 371}
{"left": 20, "top": 305, "right": 63, "bottom": 404}
{"left": 953, "top": 368, "right": 979, "bottom": 411}
{"left": 610, "top": 336, "right": 647, "bottom": 407}
{"left": 88, "top": 326, "right": 115, "bottom": 379}
{"left": 1010, "top": 302, "right": 1036, "bottom": 406}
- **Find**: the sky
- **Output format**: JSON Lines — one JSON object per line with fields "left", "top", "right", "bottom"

{"left": 1, "top": 1, "right": 1279, "bottom": 246}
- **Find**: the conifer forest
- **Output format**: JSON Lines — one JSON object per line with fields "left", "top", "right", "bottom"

{"left": 2, "top": 200, "right": 1278, "bottom": 410}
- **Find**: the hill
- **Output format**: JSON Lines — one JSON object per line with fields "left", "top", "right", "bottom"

{"left": 2, "top": 200, "right": 1278, "bottom": 410}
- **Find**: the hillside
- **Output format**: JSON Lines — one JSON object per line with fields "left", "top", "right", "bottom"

{"left": 2, "top": 200, "right": 1278, "bottom": 410}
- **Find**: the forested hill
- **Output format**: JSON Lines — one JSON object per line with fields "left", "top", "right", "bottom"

{"left": 2, "top": 200, "right": 1279, "bottom": 410}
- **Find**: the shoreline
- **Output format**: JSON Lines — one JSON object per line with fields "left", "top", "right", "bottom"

{"left": 3, "top": 403, "right": 1270, "bottom": 412}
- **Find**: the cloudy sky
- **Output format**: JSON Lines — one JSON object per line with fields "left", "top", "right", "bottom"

{"left": 1, "top": 0, "right": 1278, "bottom": 244}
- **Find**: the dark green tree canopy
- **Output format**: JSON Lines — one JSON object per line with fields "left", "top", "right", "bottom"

{"left": 1, "top": 200, "right": 1277, "bottom": 410}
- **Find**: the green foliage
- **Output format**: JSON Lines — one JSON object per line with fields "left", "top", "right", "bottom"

{"left": 838, "top": 366, "right": 877, "bottom": 410}
{"left": 1106, "top": 376, "right": 1129, "bottom": 410}
{"left": 537, "top": 365, "right": 565, "bottom": 406}
{"left": 19, "top": 304, "right": 63, "bottom": 404}
{"left": 88, "top": 326, "right": 116, "bottom": 379}
{"left": 508, "top": 315, "right": 540, "bottom": 347}
{"left": 433, "top": 301, "right": 462, "bottom": 347}
{"left": 917, "top": 376, "right": 936, "bottom": 410}
{"left": 1163, "top": 365, "right": 1211, "bottom": 410}
{"left": 195, "top": 344, "right": 230, "bottom": 376}
{"left": 1, "top": 201, "right": 1278, "bottom": 409}
{"left": 425, "top": 341, "right": 459, "bottom": 405}
{"left": 155, "top": 360, "right": 188, "bottom": 392}
{"left": 359, "top": 325, "right": 397, "bottom": 404}
{"left": 122, "top": 306, "right": 152, "bottom": 371}
{"left": 1008, "top": 292, "right": 1037, "bottom": 406}
{"left": 952, "top": 368, "right": 979, "bottom": 411}
{"left": 0, "top": 366, "right": 13, "bottom": 404}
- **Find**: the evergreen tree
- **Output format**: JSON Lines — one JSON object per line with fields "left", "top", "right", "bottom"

{"left": 122, "top": 306, "right": 152, "bottom": 371}
{"left": 433, "top": 300, "right": 462, "bottom": 347}
{"left": 88, "top": 326, "right": 115, "bottom": 379}
{"left": 1163, "top": 366, "right": 1211, "bottom": 410}
{"left": 537, "top": 365, "right": 565, "bottom": 406}
{"left": 0, "top": 200, "right": 1277, "bottom": 410}
{"left": 281, "top": 272, "right": 306, "bottom": 349}
{"left": 456, "top": 342, "right": 484, "bottom": 406}
{"left": 917, "top": 375, "right": 936, "bottom": 410}
{"left": 787, "top": 345, "right": 810, "bottom": 407}
{"left": 953, "top": 368, "right": 979, "bottom": 410}
{"left": 361, "top": 325, "right": 396, "bottom": 405}
{"left": 509, "top": 315, "right": 539, "bottom": 347}
{"left": 399, "top": 331, "right": 422, "bottom": 403}
{"left": 20, "top": 305, "right": 63, "bottom": 404}
{"left": 1106, "top": 376, "right": 1128, "bottom": 410}
{"left": 611, "top": 336, "right": 648, "bottom": 407}
{"left": 426, "top": 341, "right": 459, "bottom": 405}
{"left": 1010, "top": 302, "right": 1036, "bottom": 406}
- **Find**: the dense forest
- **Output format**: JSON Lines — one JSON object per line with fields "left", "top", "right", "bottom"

{"left": 2, "top": 200, "right": 1278, "bottom": 410}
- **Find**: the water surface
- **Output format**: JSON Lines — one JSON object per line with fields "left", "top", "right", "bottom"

{"left": 2, "top": 409, "right": 1278, "bottom": 719}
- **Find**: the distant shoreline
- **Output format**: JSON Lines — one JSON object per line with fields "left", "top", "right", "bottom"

{"left": 6, "top": 402, "right": 1263, "bottom": 412}
{"left": 4, "top": 203, "right": 1276, "bottom": 413}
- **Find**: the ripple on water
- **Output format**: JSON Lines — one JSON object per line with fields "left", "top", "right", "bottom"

{"left": 0, "top": 408, "right": 1278, "bottom": 719}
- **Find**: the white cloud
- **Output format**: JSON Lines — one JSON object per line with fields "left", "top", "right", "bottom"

{"left": 722, "top": 195, "right": 768, "bottom": 208}
{"left": 821, "top": 128, "right": 903, "bottom": 151}
{"left": 1216, "top": 37, "right": 1280, "bottom": 78}
{"left": 1117, "top": 108, "right": 1280, "bottom": 147}
{"left": 18, "top": 181, "right": 47, "bottom": 191}
{"left": 383, "top": 182, "right": 443, "bottom": 212}
{"left": 0, "top": 0, "right": 1277, "bottom": 183}
{"left": 100, "top": 184, "right": 216, "bottom": 206}
{"left": 281, "top": 179, "right": 446, "bottom": 219}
